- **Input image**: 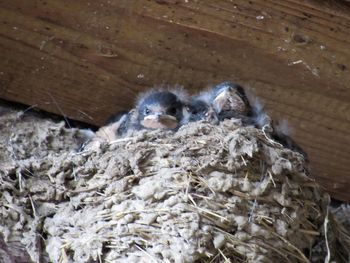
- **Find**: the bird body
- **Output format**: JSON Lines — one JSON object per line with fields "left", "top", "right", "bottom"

{"left": 185, "top": 82, "right": 252, "bottom": 125}
{"left": 87, "top": 83, "right": 306, "bottom": 159}
{"left": 191, "top": 81, "right": 307, "bottom": 159}
{"left": 186, "top": 91, "right": 218, "bottom": 124}
{"left": 211, "top": 82, "right": 253, "bottom": 122}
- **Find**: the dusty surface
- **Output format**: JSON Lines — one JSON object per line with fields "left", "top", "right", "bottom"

{"left": 0, "top": 106, "right": 349, "bottom": 263}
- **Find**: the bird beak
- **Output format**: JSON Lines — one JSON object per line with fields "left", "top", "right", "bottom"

{"left": 142, "top": 113, "right": 178, "bottom": 129}
{"left": 205, "top": 107, "right": 219, "bottom": 124}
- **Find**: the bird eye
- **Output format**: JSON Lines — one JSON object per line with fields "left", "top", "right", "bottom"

{"left": 167, "top": 107, "right": 177, "bottom": 115}
{"left": 144, "top": 108, "right": 151, "bottom": 115}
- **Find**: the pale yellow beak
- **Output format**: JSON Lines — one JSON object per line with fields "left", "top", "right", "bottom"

{"left": 141, "top": 114, "right": 178, "bottom": 129}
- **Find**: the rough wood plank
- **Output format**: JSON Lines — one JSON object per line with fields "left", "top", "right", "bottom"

{"left": 0, "top": 0, "right": 350, "bottom": 201}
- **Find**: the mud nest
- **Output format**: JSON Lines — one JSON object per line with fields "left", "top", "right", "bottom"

{"left": 0, "top": 107, "right": 349, "bottom": 263}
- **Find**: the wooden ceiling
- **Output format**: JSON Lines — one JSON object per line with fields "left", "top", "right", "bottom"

{"left": 0, "top": 0, "right": 349, "bottom": 201}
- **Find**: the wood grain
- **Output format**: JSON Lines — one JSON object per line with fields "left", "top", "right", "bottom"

{"left": 0, "top": 0, "right": 349, "bottom": 201}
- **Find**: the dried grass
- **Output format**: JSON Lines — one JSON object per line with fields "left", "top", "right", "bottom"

{"left": 0, "top": 108, "right": 349, "bottom": 263}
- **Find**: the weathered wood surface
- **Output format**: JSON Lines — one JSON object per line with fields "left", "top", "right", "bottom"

{"left": 0, "top": 0, "right": 350, "bottom": 201}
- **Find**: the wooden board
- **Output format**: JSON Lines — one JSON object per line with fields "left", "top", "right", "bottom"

{"left": 0, "top": 0, "right": 350, "bottom": 201}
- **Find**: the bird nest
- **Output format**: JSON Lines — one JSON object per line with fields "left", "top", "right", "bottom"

{"left": 0, "top": 107, "right": 349, "bottom": 263}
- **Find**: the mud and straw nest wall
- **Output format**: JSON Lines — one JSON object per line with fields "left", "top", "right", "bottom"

{"left": 0, "top": 107, "right": 349, "bottom": 263}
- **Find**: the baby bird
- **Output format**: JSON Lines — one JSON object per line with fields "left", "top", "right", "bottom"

{"left": 89, "top": 88, "right": 188, "bottom": 147}
{"left": 208, "top": 82, "right": 308, "bottom": 159}
{"left": 185, "top": 81, "right": 252, "bottom": 125}
{"left": 211, "top": 81, "right": 253, "bottom": 122}
{"left": 93, "top": 111, "right": 130, "bottom": 142}
{"left": 134, "top": 89, "right": 188, "bottom": 130}
{"left": 186, "top": 93, "right": 218, "bottom": 124}
{"left": 271, "top": 120, "right": 308, "bottom": 161}
{"left": 105, "top": 110, "right": 129, "bottom": 125}
{"left": 105, "top": 110, "right": 135, "bottom": 137}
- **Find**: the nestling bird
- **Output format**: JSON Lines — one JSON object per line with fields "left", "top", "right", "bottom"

{"left": 104, "top": 110, "right": 134, "bottom": 137}
{"left": 134, "top": 89, "right": 188, "bottom": 131}
{"left": 105, "top": 110, "right": 129, "bottom": 125}
{"left": 89, "top": 88, "right": 188, "bottom": 146}
{"left": 93, "top": 111, "right": 130, "bottom": 142}
{"left": 270, "top": 120, "right": 308, "bottom": 161}
{"left": 186, "top": 93, "right": 218, "bottom": 124}
{"left": 210, "top": 81, "right": 253, "bottom": 123}
{"left": 186, "top": 81, "right": 253, "bottom": 125}
{"left": 209, "top": 81, "right": 308, "bottom": 159}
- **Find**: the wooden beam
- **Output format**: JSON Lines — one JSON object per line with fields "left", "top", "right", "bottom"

{"left": 0, "top": 0, "right": 350, "bottom": 201}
